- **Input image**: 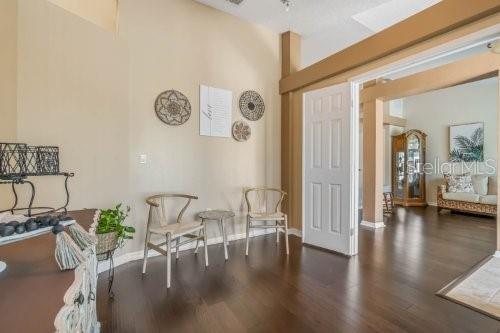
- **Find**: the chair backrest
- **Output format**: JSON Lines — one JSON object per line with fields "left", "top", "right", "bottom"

{"left": 145, "top": 193, "right": 198, "bottom": 227}
{"left": 244, "top": 188, "right": 286, "bottom": 214}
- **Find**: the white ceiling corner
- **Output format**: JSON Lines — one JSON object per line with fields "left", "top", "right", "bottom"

{"left": 193, "top": 0, "right": 442, "bottom": 66}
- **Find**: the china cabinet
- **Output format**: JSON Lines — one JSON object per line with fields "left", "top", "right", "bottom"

{"left": 392, "top": 129, "right": 427, "bottom": 206}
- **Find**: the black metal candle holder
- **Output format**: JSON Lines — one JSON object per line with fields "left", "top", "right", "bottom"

{"left": 0, "top": 143, "right": 73, "bottom": 217}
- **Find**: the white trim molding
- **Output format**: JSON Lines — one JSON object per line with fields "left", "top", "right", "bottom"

{"left": 98, "top": 228, "right": 302, "bottom": 273}
{"left": 278, "top": 228, "right": 302, "bottom": 238}
{"left": 287, "top": 228, "right": 302, "bottom": 237}
{"left": 360, "top": 220, "right": 386, "bottom": 229}
{"left": 493, "top": 251, "right": 500, "bottom": 258}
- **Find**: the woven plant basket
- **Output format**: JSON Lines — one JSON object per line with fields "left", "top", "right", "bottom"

{"left": 96, "top": 231, "right": 118, "bottom": 261}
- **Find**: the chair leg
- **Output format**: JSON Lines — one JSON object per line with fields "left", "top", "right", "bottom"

{"left": 142, "top": 231, "right": 151, "bottom": 274}
{"left": 276, "top": 221, "right": 280, "bottom": 244}
{"left": 221, "top": 219, "right": 228, "bottom": 261}
{"left": 176, "top": 238, "right": 180, "bottom": 260}
{"left": 166, "top": 233, "right": 172, "bottom": 288}
{"left": 194, "top": 229, "right": 201, "bottom": 254}
{"left": 245, "top": 216, "right": 250, "bottom": 256}
{"left": 203, "top": 225, "right": 209, "bottom": 267}
{"left": 284, "top": 216, "right": 289, "bottom": 255}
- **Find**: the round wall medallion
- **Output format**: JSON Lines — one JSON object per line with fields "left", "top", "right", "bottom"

{"left": 154, "top": 90, "right": 191, "bottom": 126}
{"left": 232, "top": 121, "right": 251, "bottom": 142}
{"left": 239, "top": 90, "right": 265, "bottom": 121}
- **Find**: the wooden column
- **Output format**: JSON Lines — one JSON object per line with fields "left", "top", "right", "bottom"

{"left": 281, "top": 31, "right": 301, "bottom": 229}
{"left": 361, "top": 98, "right": 385, "bottom": 228}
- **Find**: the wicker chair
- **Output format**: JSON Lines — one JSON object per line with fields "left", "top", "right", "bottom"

{"left": 244, "top": 188, "right": 289, "bottom": 256}
{"left": 142, "top": 194, "right": 208, "bottom": 288}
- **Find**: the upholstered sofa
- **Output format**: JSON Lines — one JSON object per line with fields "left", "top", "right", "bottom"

{"left": 437, "top": 175, "right": 497, "bottom": 216}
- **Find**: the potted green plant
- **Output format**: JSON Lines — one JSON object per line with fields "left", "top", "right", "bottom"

{"left": 95, "top": 204, "right": 135, "bottom": 260}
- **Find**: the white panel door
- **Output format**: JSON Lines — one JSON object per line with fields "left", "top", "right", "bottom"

{"left": 303, "top": 82, "right": 358, "bottom": 255}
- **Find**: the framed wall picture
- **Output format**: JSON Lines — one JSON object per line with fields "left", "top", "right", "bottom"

{"left": 200, "top": 85, "right": 232, "bottom": 138}
{"left": 449, "top": 122, "right": 484, "bottom": 162}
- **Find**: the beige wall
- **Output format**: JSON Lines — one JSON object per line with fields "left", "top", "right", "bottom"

{"left": 13, "top": 0, "right": 281, "bottom": 254}
{"left": 16, "top": 0, "right": 130, "bottom": 212}
{"left": 0, "top": 0, "right": 17, "bottom": 141}
{"left": 404, "top": 78, "right": 498, "bottom": 204}
{"left": 0, "top": 0, "right": 18, "bottom": 205}
{"left": 47, "top": 0, "right": 118, "bottom": 32}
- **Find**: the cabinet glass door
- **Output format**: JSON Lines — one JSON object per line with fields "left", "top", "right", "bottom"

{"left": 395, "top": 150, "right": 405, "bottom": 198}
{"left": 407, "top": 134, "right": 421, "bottom": 198}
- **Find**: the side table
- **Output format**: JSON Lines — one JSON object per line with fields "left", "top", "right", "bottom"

{"left": 198, "top": 210, "right": 234, "bottom": 260}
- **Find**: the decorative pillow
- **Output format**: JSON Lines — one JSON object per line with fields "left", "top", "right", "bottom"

{"left": 472, "top": 175, "right": 489, "bottom": 196}
{"left": 444, "top": 173, "right": 474, "bottom": 193}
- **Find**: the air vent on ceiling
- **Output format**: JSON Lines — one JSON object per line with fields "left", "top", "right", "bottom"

{"left": 226, "top": 0, "right": 244, "bottom": 5}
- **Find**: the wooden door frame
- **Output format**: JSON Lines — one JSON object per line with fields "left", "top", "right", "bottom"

{"left": 360, "top": 52, "right": 500, "bottom": 251}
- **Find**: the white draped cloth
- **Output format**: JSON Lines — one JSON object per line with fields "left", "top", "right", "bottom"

{"left": 0, "top": 212, "right": 29, "bottom": 224}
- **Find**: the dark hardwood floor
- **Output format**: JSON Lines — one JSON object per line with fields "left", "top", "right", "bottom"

{"left": 97, "top": 207, "right": 500, "bottom": 332}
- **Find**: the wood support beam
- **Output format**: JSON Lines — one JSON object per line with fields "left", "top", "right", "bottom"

{"left": 361, "top": 99, "right": 385, "bottom": 228}
{"left": 383, "top": 115, "right": 406, "bottom": 127}
{"left": 281, "top": 32, "right": 301, "bottom": 229}
{"left": 360, "top": 113, "right": 407, "bottom": 127}
{"left": 282, "top": 32, "right": 301, "bottom": 77}
{"left": 361, "top": 52, "right": 500, "bottom": 102}
{"left": 279, "top": 0, "right": 500, "bottom": 94}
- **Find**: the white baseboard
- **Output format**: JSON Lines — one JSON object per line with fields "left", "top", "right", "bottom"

{"left": 98, "top": 228, "right": 302, "bottom": 273}
{"left": 427, "top": 202, "right": 437, "bottom": 207}
{"left": 360, "top": 220, "right": 386, "bottom": 229}
{"left": 494, "top": 251, "right": 500, "bottom": 258}
{"left": 285, "top": 228, "right": 302, "bottom": 237}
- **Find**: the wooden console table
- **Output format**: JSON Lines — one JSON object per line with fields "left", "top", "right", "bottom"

{"left": 0, "top": 209, "right": 96, "bottom": 333}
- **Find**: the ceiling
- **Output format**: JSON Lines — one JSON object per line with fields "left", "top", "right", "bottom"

{"left": 194, "top": 0, "right": 441, "bottom": 67}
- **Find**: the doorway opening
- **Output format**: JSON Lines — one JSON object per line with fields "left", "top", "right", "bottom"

{"left": 302, "top": 30, "right": 500, "bottom": 257}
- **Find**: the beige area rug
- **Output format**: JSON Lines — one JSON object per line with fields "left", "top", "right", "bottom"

{"left": 438, "top": 256, "right": 500, "bottom": 320}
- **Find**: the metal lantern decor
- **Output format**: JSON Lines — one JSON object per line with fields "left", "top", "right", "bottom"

{"left": 36, "top": 146, "right": 60, "bottom": 174}
{"left": 232, "top": 121, "right": 251, "bottom": 142}
{"left": 239, "top": 90, "right": 265, "bottom": 121}
{"left": 0, "top": 143, "right": 28, "bottom": 176}
{"left": 0, "top": 144, "right": 60, "bottom": 176}
{"left": 154, "top": 90, "right": 191, "bottom": 126}
{"left": 0, "top": 142, "right": 73, "bottom": 217}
